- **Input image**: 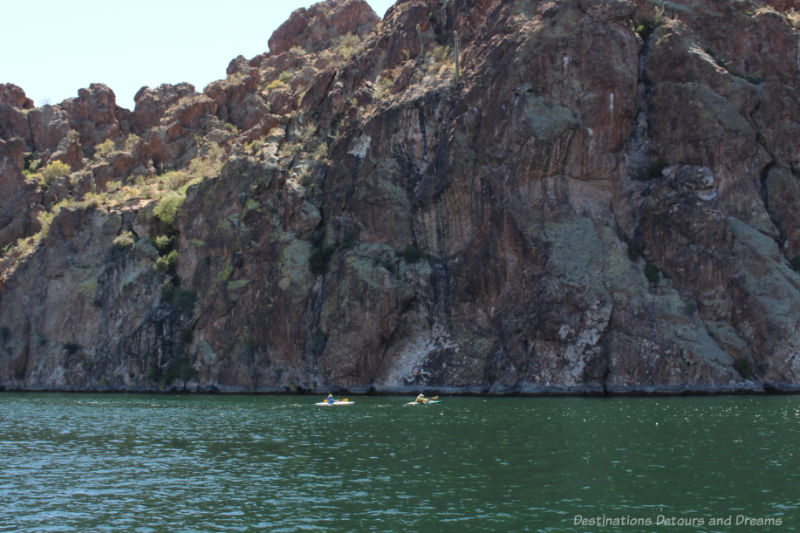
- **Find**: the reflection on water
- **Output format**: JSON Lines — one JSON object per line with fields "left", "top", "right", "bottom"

{"left": 0, "top": 394, "right": 798, "bottom": 531}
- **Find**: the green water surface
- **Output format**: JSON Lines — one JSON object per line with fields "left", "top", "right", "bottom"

{"left": 0, "top": 394, "right": 797, "bottom": 532}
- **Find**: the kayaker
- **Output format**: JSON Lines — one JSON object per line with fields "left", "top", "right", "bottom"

{"left": 416, "top": 393, "right": 427, "bottom": 404}
{"left": 326, "top": 393, "right": 334, "bottom": 404}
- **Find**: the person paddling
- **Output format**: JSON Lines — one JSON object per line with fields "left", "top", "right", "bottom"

{"left": 326, "top": 393, "right": 335, "bottom": 404}
{"left": 416, "top": 393, "right": 427, "bottom": 404}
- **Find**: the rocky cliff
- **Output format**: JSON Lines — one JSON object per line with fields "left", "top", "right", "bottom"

{"left": 1, "top": 0, "right": 800, "bottom": 394}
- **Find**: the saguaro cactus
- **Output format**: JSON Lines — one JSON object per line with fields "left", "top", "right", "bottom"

{"left": 416, "top": 24, "right": 424, "bottom": 56}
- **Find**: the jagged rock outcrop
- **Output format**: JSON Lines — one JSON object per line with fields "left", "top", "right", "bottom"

{"left": 1, "top": 0, "right": 799, "bottom": 394}
{"left": 0, "top": 84, "right": 33, "bottom": 148}
{"left": 268, "top": 0, "right": 380, "bottom": 55}
{"left": 61, "top": 83, "right": 128, "bottom": 156}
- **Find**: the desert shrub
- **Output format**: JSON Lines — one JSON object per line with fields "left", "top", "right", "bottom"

{"left": 244, "top": 137, "right": 266, "bottom": 155}
{"left": 155, "top": 249, "right": 178, "bottom": 275}
{"left": 311, "top": 140, "right": 329, "bottom": 160}
{"left": 266, "top": 79, "right": 287, "bottom": 91}
{"left": 112, "top": 231, "right": 135, "bottom": 250}
{"left": 34, "top": 207, "right": 61, "bottom": 244}
{"left": 124, "top": 134, "right": 141, "bottom": 150}
{"left": 38, "top": 160, "right": 71, "bottom": 186}
{"left": 95, "top": 138, "right": 116, "bottom": 157}
{"left": 24, "top": 153, "right": 41, "bottom": 174}
{"left": 154, "top": 234, "right": 175, "bottom": 255}
{"left": 160, "top": 170, "right": 191, "bottom": 191}
{"left": 634, "top": 3, "right": 664, "bottom": 40}
{"left": 337, "top": 33, "right": 362, "bottom": 59}
{"left": 432, "top": 44, "right": 450, "bottom": 63}
{"left": 154, "top": 191, "right": 185, "bottom": 225}
{"left": 377, "top": 75, "right": 395, "bottom": 98}
{"left": 188, "top": 145, "right": 223, "bottom": 180}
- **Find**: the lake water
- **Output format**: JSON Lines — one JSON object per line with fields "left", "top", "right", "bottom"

{"left": 1, "top": 394, "right": 798, "bottom": 532}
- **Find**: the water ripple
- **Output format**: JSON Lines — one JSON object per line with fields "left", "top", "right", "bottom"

{"left": 1, "top": 394, "right": 799, "bottom": 531}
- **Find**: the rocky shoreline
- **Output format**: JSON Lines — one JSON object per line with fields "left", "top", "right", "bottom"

{"left": 3, "top": 380, "right": 799, "bottom": 396}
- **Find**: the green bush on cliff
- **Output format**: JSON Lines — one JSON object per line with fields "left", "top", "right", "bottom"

{"left": 124, "top": 134, "right": 140, "bottom": 151}
{"left": 634, "top": 3, "right": 664, "bottom": 40}
{"left": 112, "top": 231, "right": 135, "bottom": 250}
{"left": 266, "top": 79, "right": 287, "bottom": 91}
{"left": 154, "top": 191, "right": 185, "bottom": 225}
{"left": 155, "top": 234, "right": 175, "bottom": 255}
{"left": 336, "top": 33, "right": 362, "bottom": 59}
{"left": 159, "top": 170, "right": 191, "bottom": 191}
{"left": 34, "top": 208, "right": 60, "bottom": 244}
{"left": 95, "top": 139, "right": 116, "bottom": 157}
{"left": 32, "top": 160, "right": 71, "bottom": 188}
{"left": 23, "top": 153, "right": 41, "bottom": 175}
{"left": 155, "top": 250, "right": 178, "bottom": 276}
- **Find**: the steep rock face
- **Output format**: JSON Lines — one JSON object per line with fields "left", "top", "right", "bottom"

{"left": 0, "top": 139, "right": 37, "bottom": 249}
{"left": 1, "top": 0, "right": 800, "bottom": 394}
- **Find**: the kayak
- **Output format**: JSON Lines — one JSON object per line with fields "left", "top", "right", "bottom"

{"left": 404, "top": 400, "right": 442, "bottom": 406}
{"left": 315, "top": 401, "right": 355, "bottom": 406}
